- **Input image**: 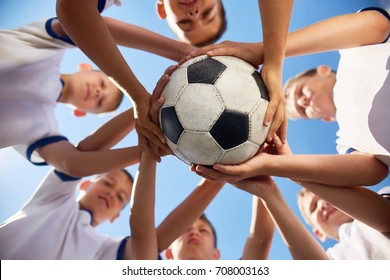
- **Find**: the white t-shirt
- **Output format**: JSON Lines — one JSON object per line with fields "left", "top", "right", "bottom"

{"left": 0, "top": 0, "right": 122, "bottom": 164}
{"left": 334, "top": 41, "right": 390, "bottom": 165}
{"left": 0, "top": 170, "right": 127, "bottom": 260}
{"left": 326, "top": 187, "right": 390, "bottom": 260}
{"left": 0, "top": 18, "right": 74, "bottom": 164}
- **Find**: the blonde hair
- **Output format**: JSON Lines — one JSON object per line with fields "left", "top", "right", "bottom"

{"left": 284, "top": 68, "right": 318, "bottom": 120}
{"left": 297, "top": 188, "right": 314, "bottom": 227}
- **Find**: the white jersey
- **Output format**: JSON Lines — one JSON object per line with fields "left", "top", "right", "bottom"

{"left": 0, "top": 170, "right": 127, "bottom": 260}
{"left": 334, "top": 41, "right": 390, "bottom": 165}
{"left": 326, "top": 187, "right": 390, "bottom": 260}
{"left": 0, "top": 18, "right": 74, "bottom": 164}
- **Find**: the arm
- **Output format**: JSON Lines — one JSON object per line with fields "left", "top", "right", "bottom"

{"left": 256, "top": 0, "right": 293, "bottom": 143}
{"left": 39, "top": 142, "right": 141, "bottom": 178}
{"left": 77, "top": 108, "right": 135, "bottom": 152}
{"left": 156, "top": 179, "right": 225, "bottom": 252}
{"left": 284, "top": 10, "right": 390, "bottom": 58}
{"left": 56, "top": 0, "right": 168, "bottom": 154}
{"left": 124, "top": 152, "right": 158, "bottom": 260}
{"left": 185, "top": 9, "right": 389, "bottom": 68}
{"left": 195, "top": 152, "right": 389, "bottom": 188}
{"left": 241, "top": 195, "right": 275, "bottom": 260}
{"left": 233, "top": 176, "right": 329, "bottom": 260}
{"left": 103, "top": 17, "right": 195, "bottom": 62}
{"left": 297, "top": 181, "right": 390, "bottom": 234}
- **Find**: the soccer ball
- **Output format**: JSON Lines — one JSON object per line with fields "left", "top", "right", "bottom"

{"left": 159, "top": 55, "right": 270, "bottom": 166}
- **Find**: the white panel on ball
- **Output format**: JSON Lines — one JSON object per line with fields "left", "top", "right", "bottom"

{"left": 175, "top": 83, "right": 224, "bottom": 131}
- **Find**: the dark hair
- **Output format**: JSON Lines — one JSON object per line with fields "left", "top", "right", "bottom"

{"left": 199, "top": 213, "right": 218, "bottom": 247}
{"left": 194, "top": 3, "right": 227, "bottom": 47}
{"left": 112, "top": 89, "right": 125, "bottom": 111}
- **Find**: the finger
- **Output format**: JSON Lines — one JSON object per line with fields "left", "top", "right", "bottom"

{"left": 164, "top": 64, "right": 178, "bottom": 76}
{"left": 213, "top": 164, "right": 240, "bottom": 175}
{"left": 138, "top": 121, "right": 169, "bottom": 152}
{"left": 266, "top": 103, "right": 283, "bottom": 142}
{"left": 151, "top": 74, "right": 169, "bottom": 104}
{"left": 149, "top": 97, "right": 164, "bottom": 125}
{"left": 196, "top": 165, "right": 232, "bottom": 181}
{"left": 278, "top": 114, "right": 288, "bottom": 143}
{"left": 138, "top": 134, "right": 160, "bottom": 162}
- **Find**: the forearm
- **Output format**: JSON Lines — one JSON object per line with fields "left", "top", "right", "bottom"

{"left": 156, "top": 179, "right": 224, "bottom": 252}
{"left": 264, "top": 153, "right": 388, "bottom": 187}
{"left": 297, "top": 181, "right": 390, "bottom": 233}
{"left": 42, "top": 145, "right": 141, "bottom": 178}
{"left": 129, "top": 153, "right": 157, "bottom": 259}
{"left": 262, "top": 187, "right": 329, "bottom": 260}
{"left": 77, "top": 108, "right": 135, "bottom": 151}
{"left": 242, "top": 196, "right": 275, "bottom": 260}
{"left": 104, "top": 17, "right": 195, "bottom": 62}
{"left": 56, "top": 0, "right": 147, "bottom": 102}
{"left": 285, "top": 11, "right": 390, "bottom": 58}
{"left": 258, "top": 0, "right": 293, "bottom": 68}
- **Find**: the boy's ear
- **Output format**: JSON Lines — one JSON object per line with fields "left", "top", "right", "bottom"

{"left": 156, "top": 0, "right": 167, "bottom": 19}
{"left": 316, "top": 65, "right": 332, "bottom": 77}
{"left": 313, "top": 228, "right": 327, "bottom": 243}
{"left": 213, "top": 248, "right": 221, "bottom": 260}
{"left": 79, "top": 180, "right": 91, "bottom": 191}
{"left": 321, "top": 116, "right": 336, "bottom": 122}
{"left": 164, "top": 247, "right": 173, "bottom": 260}
{"left": 78, "top": 63, "right": 93, "bottom": 71}
{"left": 73, "top": 109, "right": 87, "bottom": 117}
{"left": 109, "top": 213, "right": 120, "bottom": 224}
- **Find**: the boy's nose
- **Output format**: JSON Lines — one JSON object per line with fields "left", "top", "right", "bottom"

{"left": 298, "top": 95, "right": 310, "bottom": 108}
{"left": 188, "top": 8, "right": 199, "bottom": 17}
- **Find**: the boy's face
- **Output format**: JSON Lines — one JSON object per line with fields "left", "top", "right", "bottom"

{"left": 78, "top": 170, "right": 132, "bottom": 226}
{"left": 300, "top": 192, "right": 353, "bottom": 241}
{"left": 66, "top": 70, "right": 121, "bottom": 114}
{"left": 168, "top": 218, "right": 220, "bottom": 260}
{"left": 286, "top": 69, "right": 336, "bottom": 120}
{"left": 157, "top": 0, "right": 223, "bottom": 46}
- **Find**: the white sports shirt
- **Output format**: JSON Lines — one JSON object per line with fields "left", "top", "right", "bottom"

{"left": 0, "top": 170, "right": 127, "bottom": 260}
{"left": 326, "top": 187, "right": 390, "bottom": 260}
{"left": 334, "top": 41, "right": 390, "bottom": 165}
{"left": 0, "top": 0, "right": 122, "bottom": 164}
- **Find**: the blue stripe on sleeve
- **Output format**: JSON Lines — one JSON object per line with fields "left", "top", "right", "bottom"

{"left": 27, "top": 135, "right": 68, "bottom": 165}
{"left": 45, "top": 17, "right": 75, "bottom": 45}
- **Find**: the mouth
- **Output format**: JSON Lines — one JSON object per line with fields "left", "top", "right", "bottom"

{"left": 324, "top": 208, "right": 336, "bottom": 221}
{"left": 179, "top": 0, "right": 197, "bottom": 9}
{"left": 187, "top": 237, "right": 200, "bottom": 245}
{"left": 98, "top": 196, "right": 109, "bottom": 208}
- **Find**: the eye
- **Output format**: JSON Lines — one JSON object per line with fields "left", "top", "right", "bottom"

{"left": 203, "top": 8, "right": 212, "bottom": 18}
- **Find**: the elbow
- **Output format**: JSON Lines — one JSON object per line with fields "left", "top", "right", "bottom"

{"left": 59, "top": 154, "right": 91, "bottom": 178}
{"left": 367, "top": 11, "right": 390, "bottom": 44}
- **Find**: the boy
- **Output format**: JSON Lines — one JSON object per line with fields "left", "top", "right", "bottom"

{"left": 191, "top": 8, "right": 390, "bottom": 189}
{"left": 56, "top": 0, "right": 292, "bottom": 154}
{"left": 0, "top": 168, "right": 135, "bottom": 259}
{"left": 162, "top": 196, "right": 274, "bottom": 260}
{"left": 0, "top": 77, "right": 169, "bottom": 259}
{"left": 0, "top": 13, "right": 193, "bottom": 176}
{"left": 229, "top": 135, "right": 390, "bottom": 259}
{"left": 155, "top": 0, "right": 227, "bottom": 47}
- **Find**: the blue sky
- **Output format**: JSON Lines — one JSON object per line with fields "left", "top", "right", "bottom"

{"left": 0, "top": 0, "right": 389, "bottom": 260}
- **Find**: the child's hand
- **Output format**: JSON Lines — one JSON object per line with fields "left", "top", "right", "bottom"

{"left": 260, "top": 65, "right": 288, "bottom": 143}
{"left": 179, "top": 41, "right": 264, "bottom": 68}
{"left": 232, "top": 175, "right": 278, "bottom": 200}
{"left": 146, "top": 65, "right": 178, "bottom": 160}
{"left": 190, "top": 150, "right": 273, "bottom": 183}
{"left": 262, "top": 134, "right": 292, "bottom": 156}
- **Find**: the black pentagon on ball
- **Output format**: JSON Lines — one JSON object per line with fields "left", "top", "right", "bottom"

{"left": 251, "top": 71, "right": 270, "bottom": 101}
{"left": 210, "top": 109, "right": 249, "bottom": 150}
{"left": 187, "top": 58, "right": 227, "bottom": 85}
{"left": 160, "top": 106, "right": 184, "bottom": 144}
